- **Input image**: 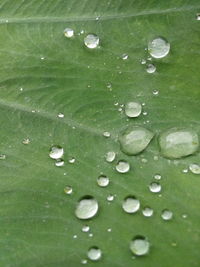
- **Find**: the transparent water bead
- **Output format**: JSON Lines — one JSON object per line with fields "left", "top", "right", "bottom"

{"left": 148, "top": 37, "right": 170, "bottom": 58}
{"left": 153, "top": 89, "right": 159, "bottom": 96}
{"left": 130, "top": 236, "right": 150, "bottom": 256}
{"left": 142, "top": 207, "right": 154, "bottom": 217}
{"left": 97, "top": 175, "right": 109, "bottom": 187}
{"left": 105, "top": 151, "right": 116, "bottom": 162}
{"left": 64, "top": 28, "right": 74, "bottom": 38}
{"left": 196, "top": 13, "right": 200, "bottom": 20}
{"left": 161, "top": 209, "right": 173, "bottom": 221}
{"left": 189, "top": 163, "right": 200, "bottom": 174}
{"left": 154, "top": 174, "right": 161, "bottom": 180}
{"left": 75, "top": 196, "right": 98, "bottom": 220}
{"left": 122, "top": 53, "right": 128, "bottom": 60}
{"left": 146, "top": 64, "right": 156, "bottom": 73}
{"left": 107, "top": 194, "right": 114, "bottom": 202}
{"left": 141, "top": 59, "right": 146, "bottom": 64}
{"left": 149, "top": 182, "right": 161, "bottom": 193}
{"left": 64, "top": 186, "right": 73, "bottom": 195}
{"left": 69, "top": 157, "right": 76, "bottom": 163}
{"left": 103, "top": 131, "right": 111, "bottom": 138}
{"left": 81, "top": 259, "right": 88, "bottom": 264}
{"left": 55, "top": 159, "right": 64, "bottom": 167}
{"left": 87, "top": 247, "right": 102, "bottom": 261}
{"left": 122, "top": 196, "right": 140, "bottom": 213}
{"left": 116, "top": 160, "right": 130, "bottom": 173}
{"left": 84, "top": 34, "right": 99, "bottom": 49}
{"left": 124, "top": 102, "right": 142, "bottom": 118}
{"left": 22, "top": 138, "right": 30, "bottom": 145}
{"left": 58, "top": 113, "right": 64, "bottom": 118}
{"left": 159, "top": 128, "right": 199, "bottom": 159}
{"left": 82, "top": 225, "right": 90, "bottom": 232}
{"left": 49, "top": 146, "right": 64, "bottom": 159}
{"left": 119, "top": 126, "right": 154, "bottom": 155}
{"left": 0, "top": 154, "right": 6, "bottom": 160}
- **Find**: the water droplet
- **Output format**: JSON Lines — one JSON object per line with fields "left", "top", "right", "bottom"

{"left": 130, "top": 236, "right": 150, "bottom": 256}
{"left": 22, "top": 138, "right": 30, "bottom": 145}
{"left": 152, "top": 89, "right": 159, "bottom": 95}
{"left": 75, "top": 196, "right": 98, "bottom": 220}
{"left": 143, "top": 111, "right": 148, "bottom": 116}
{"left": 81, "top": 259, "right": 88, "bottom": 264}
{"left": 88, "top": 233, "right": 93, "bottom": 237}
{"left": 142, "top": 207, "right": 154, "bottom": 217}
{"left": 189, "top": 163, "right": 200, "bottom": 174}
{"left": 141, "top": 158, "right": 148, "bottom": 163}
{"left": 58, "top": 113, "right": 64, "bottom": 118}
{"left": 87, "top": 247, "right": 102, "bottom": 261}
{"left": 154, "top": 155, "right": 159, "bottom": 161}
{"left": 122, "top": 53, "right": 128, "bottom": 60}
{"left": 84, "top": 34, "right": 99, "bottom": 49}
{"left": 182, "top": 214, "right": 187, "bottom": 219}
{"left": 73, "top": 234, "right": 77, "bottom": 239}
{"left": 159, "top": 128, "right": 199, "bottom": 159}
{"left": 82, "top": 225, "right": 90, "bottom": 232}
{"left": 146, "top": 63, "right": 156, "bottom": 73}
{"left": 55, "top": 159, "right": 64, "bottom": 167}
{"left": 141, "top": 59, "right": 146, "bottom": 64}
{"left": 97, "top": 175, "right": 109, "bottom": 187}
{"left": 69, "top": 157, "right": 76, "bottom": 164}
{"left": 196, "top": 13, "right": 200, "bottom": 20}
{"left": 149, "top": 182, "right": 161, "bottom": 193}
{"left": 49, "top": 146, "right": 64, "bottom": 159}
{"left": 107, "top": 228, "right": 112, "bottom": 232}
{"left": 105, "top": 151, "right": 116, "bottom": 162}
{"left": 64, "top": 28, "right": 74, "bottom": 38}
{"left": 0, "top": 154, "right": 6, "bottom": 160}
{"left": 103, "top": 131, "right": 111, "bottom": 138}
{"left": 161, "top": 209, "right": 173, "bottom": 221}
{"left": 119, "top": 126, "right": 154, "bottom": 155}
{"left": 124, "top": 102, "right": 142, "bottom": 118}
{"left": 107, "top": 194, "right": 114, "bottom": 202}
{"left": 116, "top": 160, "right": 130, "bottom": 173}
{"left": 154, "top": 174, "right": 161, "bottom": 180}
{"left": 148, "top": 37, "right": 170, "bottom": 58}
{"left": 182, "top": 168, "right": 188, "bottom": 173}
{"left": 64, "top": 186, "right": 73, "bottom": 195}
{"left": 122, "top": 196, "right": 140, "bottom": 213}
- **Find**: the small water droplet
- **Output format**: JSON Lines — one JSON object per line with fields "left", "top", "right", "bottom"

{"left": 107, "top": 194, "right": 114, "bottom": 202}
{"left": 124, "top": 102, "right": 142, "bottom": 118}
{"left": 82, "top": 225, "right": 90, "bottom": 232}
{"left": 103, "top": 131, "right": 111, "bottom": 138}
{"left": 73, "top": 234, "right": 77, "bottom": 239}
{"left": 122, "top": 196, "right": 140, "bottom": 214}
{"left": 154, "top": 174, "right": 161, "bottom": 180}
{"left": 55, "top": 159, "right": 64, "bottom": 167}
{"left": 81, "top": 259, "right": 88, "bottom": 264}
{"left": 116, "top": 160, "right": 130, "bottom": 173}
{"left": 122, "top": 53, "right": 128, "bottom": 60}
{"left": 97, "top": 175, "right": 109, "bottom": 187}
{"left": 88, "top": 233, "right": 93, "bottom": 237}
{"left": 182, "top": 214, "right": 187, "bottom": 219}
{"left": 75, "top": 196, "right": 98, "bottom": 220}
{"left": 69, "top": 157, "right": 76, "bottom": 164}
{"left": 119, "top": 126, "right": 154, "bottom": 155}
{"left": 141, "top": 59, "right": 146, "bottom": 64}
{"left": 84, "top": 34, "right": 99, "bottom": 49}
{"left": 130, "top": 236, "right": 150, "bottom": 256}
{"left": 142, "top": 207, "right": 154, "bottom": 217}
{"left": 149, "top": 182, "right": 161, "bottom": 193}
{"left": 153, "top": 155, "right": 159, "bottom": 161}
{"left": 64, "top": 186, "right": 73, "bottom": 195}
{"left": 0, "top": 154, "right": 6, "bottom": 160}
{"left": 143, "top": 111, "right": 148, "bottom": 116}
{"left": 58, "top": 113, "right": 64, "bottom": 118}
{"left": 196, "top": 13, "right": 200, "bottom": 20}
{"left": 159, "top": 128, "right": 199, "bottom": 159}
{"left": 105, "top": 151, "right": 116, "bottom": 162}
{"left": 146, "top": 63, "right": 156, "bottom": 73}
{"left": 49, "top": 146, "right": 64, "bottom": 159}
{"left": 87, "top": 247, "right": 102, "bottom": 261}
{"left": 148, "top": 37, "right": 170, "bottom": 58}
{"left": 141, "top": 158, "right": 148, "bottom": 163}
{"left": 182, "top": 168, "right": 188, "bottom": 173}
{"left": 107, "top": 228, "right": 112, "bottom": 232}
{"left": 64, "top": 28, "right": 74, "bottom": 38}
{"left": 161, "top": 209, "right": 173, "bottom": 221}
{"left": 189, "top": 163, "right": 200, "bottom": 174}
{"left": 152, "top": 89, "right": 159, "bottom": 95}
{"left": 22, "top": 138, "right": 30, "bottom": 145}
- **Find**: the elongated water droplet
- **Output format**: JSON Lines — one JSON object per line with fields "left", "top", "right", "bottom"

{"left": 69, "top": 157, "right": 76, "bottom": 163}
{"left": 161, "top": 209, "right": 173, "bottom": 221}
{"left": 122, "top": 196, "right": 140, "bottom": 213}
{"left": 49, "top": 146, "right": 64, "bottom": 159}
{"left": 146, "top": 63, "right": 156, "bottom": 73}
{"left": 116, "top": 160, "right": 130, "bottom": 173}
{"left": 189, "top": 163, "right": 200, "bottom": 174}
{"left": 84, "top": 34, "right": 99, "bottom": 49}
{"left": 141, "top": 59, "right": 146, "bottom": 64}
{"left": 103, "top": 131, "right": 111, "bottom": 138}
{"left": 119, "top": 126, "right": 154, "bottom": 156}
{"left": 148, "top": 37, "right": 170, "bottom": 58}
{"left": 64, "top": 186, "right": 73, "bottom": 195}
{"left": 82, "top": 225, "right": 90, "bottom": 232}
{"left": 142, "top": 207, "right": 153, "bottom": 217}
{"left": 159, "top": 128, "right": 199, "bottom": 159}
{"left": 58, "top": 113, "right": 64, "bottom": 118}
{"left": 105, "top": 151, "right": 116, "bottom": 162}
{"left": 130, "top": 236, "right": 150, "bottom": 256}
{"left": 97, "top": 175, "right": 109, "bottom": 187}
{"left": 149, "top": 182, "right": 161, "bottom": 193}
{"left": 87, "top": 247, "right": 102, "bottom": 261}
{"left": 64, "top": 28, "right": 74, "bottom": 38}
{"left": 124, "top": 102, "right": 142, "bottom": 118}
{"left": 75, "top": 196, "right": 98, "bottom": 220}
{"left": 55, "top": 159, "right": 64, "bottom": 167}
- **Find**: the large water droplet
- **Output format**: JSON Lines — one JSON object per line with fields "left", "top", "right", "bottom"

{"left": 116, "top": 160, "right": 130, "bottom": 173}
{"left": 97, "top": 175, "right": 109, "bottom": 187}
{"left": 105, "top": 151, "right": 116, "bottom": 162}
{"left": 148, "top": 37, "right": 170, "bottom": 58}
{"left": 159, "top": 128, "right": 199, "bottom": 159}
{"left": 119, "top": 126, "right": 154, "bottom": 155}
{"left": 49, "top": 146, "right": 64, "bottom": 159}
{"left": 84, "top": 34, "right": 99, "bottom": 49}
{"left": 87, "top": 247, "right": 102, "bottom": 261}
{"left": 161, "top": 209, "right": 173, "bottom": 221}
{"left": 189, "top": 163, "right": 200, "bottom": 174}
{"left": 75, "top": 196, "right": 98, "bottom": 220}
{"left": 142, "top": 207, "right": 154, "bottom": 217}
{"left": 122, "top": 196, "right": 140, "bottom": 213}
{"left": 146, "top": 63, "right": 156, "bottom": 73}
{"left": 124, "top": 102, "right": 142, "bottom": 118}
{"left": 64, "top": 28, "right": 74, "bottom": 38}
{"left": 130, "top": 236, "right": 150, "bottom": 256}
{"left": 149, "top": 182, "right": 161, "bottom": 193}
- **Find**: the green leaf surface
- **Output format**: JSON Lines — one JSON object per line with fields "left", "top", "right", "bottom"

{"left": 0, "top": 1, "right": 200, "bottom": 266}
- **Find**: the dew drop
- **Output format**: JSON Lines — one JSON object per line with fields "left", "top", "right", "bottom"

{"left": 119, "top": 126, "right": 154, "bottom": 156}
{"left": 159, "top": 128, "right": 199, "bottom": 159}
{"left": 69, "top": 157, "right": 76, "bottom": 164}
{"left": 0, "top": 154, "right": 6, "bottom": 160}
{"left": 124, "top": 102, "right": 142, "bottom": 118}
{"left": 148, "top": 37, "right": 170, "bottom": 58}
{"left": 73, "top": 234, "right": 77, "bottom": 239}
{"left": 107, "top": 194, "right": 114, "bottom": 202}
{"left": 103, "top": 131, "right": 111, "bottom": 138}
{"left": 84, "top": 34, "right": 99, "bottom": 49}
{"left": 122, "top": 196, "right": 140, "bottom": 214}
{"left": 64, "top": 28, "right": 74, "bottom": 38}
{"left": 161, "top": 209, "right": 173, "bottom": 221}
{"left": 141, "top": 59, "right": 146, "bottom": 64}
{"left": 97, "top": 175, "right": 109, "bottom": 187}
{"left": 75, "top": 196, "right": 98, "bottom": 220}
{"left": 196, "top": 13, "right": 200, "bottom": 20}
{"left": 130, "top": 236, "right": 150, "bottom": 256}
{"left": 149, "top": 182, "right": 161, "bottom": 193}
{"left": 87, "top": 247, "right": 102, "bottom": 261}
{"left": 146, "top": 63, "right": 156, "bottom": 73}
{"left": 64, "top": 186, "right": 73, "bottom": 195}
{"left": 122, "top": 53, "right": 128, "bottom": 60}
{"left": 49, "top": 146, "right": 64, "bottom": 159}
{"left": 154, "top": 174, "right": 161, "bottom": 180}
{"left": 55, "top": 159, "right": 64, "bottom": 167}
{"left": 182, "top": 214, "right": 188, "bottom": 219}
{"left": 116, "top": 160, "right": 130, "bottom": 173}
{"left": 22, "top": 138, "right": 30, "bottom": 145}
{"left": 189, "top": 163, "right": 200, "bottom": 174}
{"left": 58, "top": 113, "right": 64, "bottom": 118}
{"left": 142, "top": 207, "right": 154, "bottom": 217}
{"left": 105, "top": 151, "right": 116, "bottom": 162}
{"left": 152, "top": 89, "right": 159, "bottom": 95}
{"left": 81, "top": 259, "right": 88, "bottom": 264}
{"left": 82, "top": 225, "right": 90, "bottom": 232}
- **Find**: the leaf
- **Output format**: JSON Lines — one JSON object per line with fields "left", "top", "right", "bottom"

{"left": 0, "top": 1, "right": 200, "bottom": 266}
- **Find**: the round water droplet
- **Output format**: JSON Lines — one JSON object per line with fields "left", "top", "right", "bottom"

{"left": 22, "top": 138, "right": 30, "bottom": 145}
{"left": 49, "top": 146, "right": 64, "bottom": 159}
{"left": 119, "top": 126, "right": 154, "bottom": 156}
{"left": 159, "top": 128, "right": 199, "bottom": 159}
{"left": 122, "top": 53, "right": 128, "bottom": 60}
{"left": 64, "top": 28, "right": 74, "bottom": 38}
{"left": 189, "top": 163, "right": 200, "bottom": 174}
{"left": 161, "top": 209, "right": 173, "bottom": 221}
{"left": 88, "top": 233, "right": 93, "bottom": 237}
{"left": 153, "top": 89, "right": 159, "bottom": 95}
{"left": 75, "top": 196, "right": 98, "bottom": 220}
{"left": 55, "top": 159, "right": 64, "bottom": 167}
{"left": 149, "top": 182, "right": 161, "bottom": 193}
{"left": 105, "top": 151, "right": 116, "bottom": 163}
{"left": 146, "top": 63, "right": 156, "bottom": 73}
{"left": 69, "top": 157, "right": 76, "bottom": 163}
{"left": 58, "top": 113, "right": 64, "bottom": 118}
{"left": 107, "top": 228, "right": 112, "bottom": 232}
{"left": 84, "top": 34, "right": 99, "bottom": 49}
{"left": 124, "top": 102, "right": 142, "bottom": 118}
{"left": 87, "top": 247, "right": 102, "bottom": 261}
{"left": 142, "top": 207, "right": 154, "bottom": 217}
{"left": 116, "top": 160, "right": 130, "bottom": 173}
{"left": 73, "top": 234, "right": 77, "bottom": 239}
{"left": 0, "top": 154, "right": 6, "bottom": 160}
{"left": 130, "top": 236, "right": 150, "bottom": 256}
{"left": 122, "top": 196, "right": 140, "bottom": 213}
{"left": 182, "top": 214, "right": 187, "bottom": 219}
{"left": 154, "top": 174, "right": 161, "bottom": 180}
{"left": 196, "top": 13, "right": 200, "bottom": 20}
{"left": 81, "top": 259, "right": 88, "bottom": 264}
{"left": 82, "top": 225, "right": 90, "bottom": 232}
{"left": 148, "top": 37, "right": 170, "bottom": 58}
{"left": 64, "top": 186, "right": 73, "bottom": 195}
{"left": 103, "top": 131, "right": 111, "bottom": 138}
{"left": 141, "top": 59, "right": 146, "bottom": 64}
{"left": 107, "top": 194, "right": 114, "bottom": 202}
{"left": 97, "top": 175, "right": 109, "bottom": 187}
